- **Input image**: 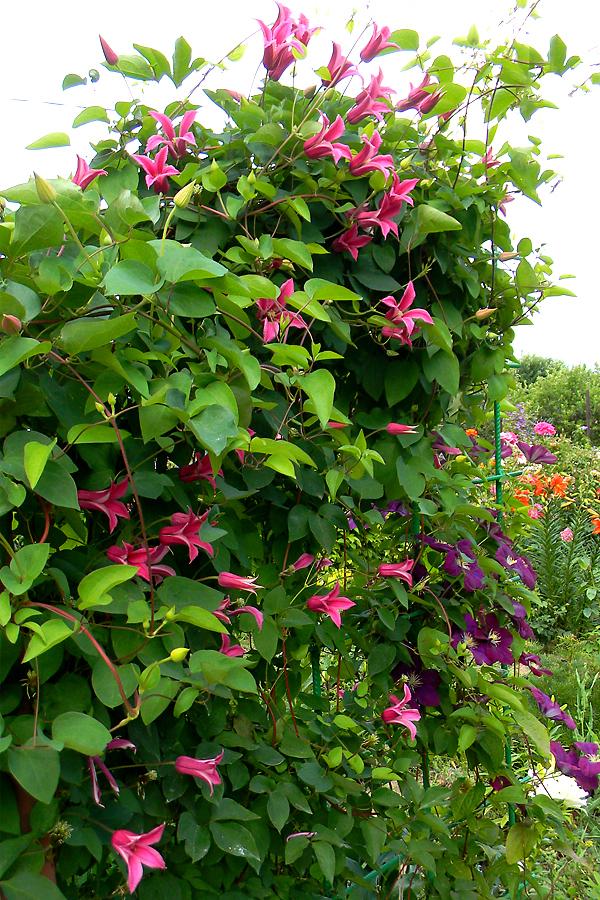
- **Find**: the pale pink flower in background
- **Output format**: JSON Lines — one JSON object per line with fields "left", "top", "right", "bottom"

{"left": 560, "top": 527, "right": 574, "bottom": 542}
{"left": 534, "top": 421, "right": 556, "bottom": 437}
{"left": 528, "top": 504, "right": 544, "bottom": 520}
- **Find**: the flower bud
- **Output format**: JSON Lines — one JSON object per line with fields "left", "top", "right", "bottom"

{"left": 499, "top": 251, "right": 518, "bottom": 261}
{"left": 169, "top": 647, "right": 189, "bottom": 663}
{"left": 107, "top": 392, "right": 117, "bottom": 407}
{"left": 173, "top": 181, "right": 196, "bottom": 209}
{"left": 94, "top": 401, "right": 105, "bottom": 415}
{"left": 474, "top": 307, "right": 497, "bottom": 320}
{"left": 247, "top": 171, "right": 256, "bottom": 185}
{"left": 99, "top": 35, "right": 119, "bottom": 66}
{"left": 303, "top": 84, "right": 317, "bottom": 98}
{"left": 1, "top": 315, "right": 22, "bottom": 334}
{"left": 164, "top": 606, "right": 176, "bottom": 621}
{"left": 34, "top": 173, "right": 57, "bottom": 204}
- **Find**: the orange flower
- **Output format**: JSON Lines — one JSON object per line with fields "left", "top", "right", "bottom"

{"left": 592, "top": 516, "right": 600, "bottom": 535}
{"left": 513, "top": 488, "right": 532, "bottom": 505}
{"left": 549, "top": 474, "right": 569, "bottom": 498}
{"left": 465, "top": 428, "right": 479, "bottom": 437}
{"left": 532, "top": 475, "right": 547, "bottom": 497}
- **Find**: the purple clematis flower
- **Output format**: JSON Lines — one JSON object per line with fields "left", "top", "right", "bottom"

{"left": 530, "top": 687, "right": 576, "bottom": 730}
{"left": 551, "top": 741, "right": 600, "bottom": 794}
{"left": 520, "top": 652, "right": 553, "bottom": 677}
{"left": 495, "top": 542, "right": 537, "bottom": 589}
{"left": 452, "top": 611, "right": 513, "bottom": 666}
{"left": 444, "top": 540, "right": 486, "bottom": 592}
{"left": 392, "top": 656, "right": 441, "bottom": 707}
{"left": 511, "top": 601, "right": 535, "bottom": 640}
{"left": 516, "top": 441, "right": 557, "bottom": 465}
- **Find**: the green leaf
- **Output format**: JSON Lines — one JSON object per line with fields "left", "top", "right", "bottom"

{"left": 513, "top": 709, "right": 550, "bottom": 757}
{"left": 505, "top": 822, "right": 536, "bottom": 865}
{"left": 7, "top": 744, "right": 60, "bottom": 804}
{"left": 304, "top": 279, "right": 361, "bottom": 303}
{"left": 22, "top": 620, "right": 73, "bottom": 663}
{"left": 423, "top": 351, "right": 460, "bottom": 394}
{"left": 0, "top": 544, "right": 49, "bottom": 596}
{"left": 60, "top": 313, "right": 137, "bottom": 353}
{"left": 189, "top": 405, "right": 238, "bottom": 455}
{"left": 140, "top": 678, "right": 179, "bottom": 725}
{"left": 24, "top": 440, "right": 55, "bottom": 489}
{"left": 52, "top": 711, "right": 111, "bottom": 756}
{"left": 396, "top": 458, "right": 425, "bottom": 499}
{"left": 0, "top": 835, "right": 33, "bottom": 880}
{"left": 172, "top": 606, "right": 228, "bottom": 633}
{"left": 104, "top": 261, "right": 161, "bottom": 296}
{"left": 26, "top": 132, "right": 70, "bottom": 150}
{"left": 62, "top": 74, "right": 87, "bottom": 90}
{"left": 12, "top": 206, "right": 64, "bottom": 255}
{"left": 0, "top": 872, "right": 67, "bottom": 899}
{"left": 389, "top": 28, "right": 419, "bottom": 51}
{"left": 92, "top": 661, "right": 139, "bottom": 708}
{"left": 272, "top": 238, "right": 313, "bottom": 270}
{"left": 209, "top": 822, "right": 260, "bottom": 861}
{"left": 177, "top": 812, "right": 210, "bottom": 862}
{"left": 360, "top": 818, "right": 387, "bottom": 866}
{"left": 72, "top": 106, "right": 109, "bottom": 127}
{"left": 189, "top": 650, "right": 257, "bottom": 693}
{"left": 172, "top": 37, "right": 192, "bottom": 87}
{"left": 313, "top": 841, "right": 336, "bottom": 884}
{"left": 33, "top": 461, "right": 79, "bottom": 509}
{"left": 66, "top": 423, "right": 125, "bottom": 444}
{"left": 78, "top": 565, "right": 139, "bottom": 610}
{"left": 148, "top": 240, "right": 227, "bottom": 282}
{"left": 0, "top": 337, "right": 50, "bottom": 378}
{"left": 296, "top": 370, "right": 335, "bottom": 428}
{"left": 414, "top": 205, "right": 462, "bottom": 235}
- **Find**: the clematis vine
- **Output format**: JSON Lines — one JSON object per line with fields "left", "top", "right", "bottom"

{"left": 213, "top": 597, "right": 264, "bottom": 630}
{"left": 217, "top": 572, "right": 263, "bottom": 595}
{"left": 219, "top": 635, "right": 245, "bottom": 657}
{"left": 321, "top": 42, "right": 358, "bottom": 86}
{"left": 452, "top": 611, "right": 513, "bottom": 666}
{"left": 88, "top": 738, "right": 136, "bottom": 807}
{"left": 77, "top": 478, "right": 129, "bottom": 533}
{"left": 106, "top": 542, "right": 175, "bottom": 584}
{"left": 332, "top": 223, "right": 372, "bottom": 261}
{"left": 159, "top": 509, "right": 214, "bottom": 561}
{"left": 178, "top": 451, "right": 222, "bottom": 489}
{"left": 348, "top": 131, "right": 394, "bottom": 178}
{"left": 355, "top": 174, "right": 418, "bottom": 238}
{"left": 360, "top": 23, "right": 399, "bottom": 62}
{"left": 306, "top": 581, "right": 355, "bottom": 628}
{"left": 303, "top": 114, "right": 351, "bottom": 163}
{"left": 175, "top": 750, "right": 224, "bottom": 794}
{"left": 381, "top": 685, "right": 421, "bottom": 739}
{"left": 529, "top": 687, "right": 576, "bottom": 730}
{"left": 131, "top": 146, "right": 179, "bottom": 193}
{"left": 111, "top": 825, "right": 166, "bottom": 894}
{"left": 146, "top": 110, "right": 197, "bottom": 158}
{"left": 255, "top": 278, "right": 307, "bottom": 342}
{"left": 258, "top": 3, "right": 317, "bottom": 81}
{"left": 347, "top": 70, "right": 394, "bottom": 124}
{"left": 380, "top": 281, "right": 433, "bottom": 346}
{"left": 72, "top": 155, "right": 107, "bottom": 190}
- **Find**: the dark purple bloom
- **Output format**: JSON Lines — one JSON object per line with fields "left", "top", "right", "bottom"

{"left": 392, "top": 657, "right": 441, "bottom": 707}
{"left": 452, "top": 611, "right": 513, "bottom": 666}
{"left": 495, "top": 542, "right": 537, "bottom": 590}
{"left": 431, "top": 433, "right": 462, "bottom": 456}
{"left": 443, "top": 539, "right": 486, "bottom": 592}
{"left": 530, "top": 687, "right": 576, "bottom": 730}
{"left": 551, "top": 741, "right": 600, "bottom": 794}
{"left": 499, "top": 440, "right": 514, "bottom": 459}
{"left": 490, "top": 775, "right": 512, "bottom": 791}
{"left": 520, "top": 653, "right": 553, "bottom": 677}
{"left": 516, "top": 441, "right": 557, "bottom": 465}
{"left": 511, "top": 601, "right": 535, "bottom": 640}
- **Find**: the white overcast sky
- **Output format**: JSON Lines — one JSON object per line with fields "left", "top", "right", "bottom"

{"left": 2, "top": 0, "right": 599, "bottom": 365}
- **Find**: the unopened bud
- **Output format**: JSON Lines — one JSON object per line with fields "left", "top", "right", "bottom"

{"left": 99, "top": 35, "right": 119, "bottom": 66}
{"left": 34, "top": 173, "right": 57, "bottom": 204}
{"left": 165, "top": 606, "right": 176, "bottom": 621}
{"left": 499, "top": 251, "right": 518, "bottom": 261}
{"left": 247, "top": 170, "right": 256, "bottom": 185}
{"left": 303, "top": 84, "right": 317, "bottom": 99}
{"left": 95, "top": 401, "right": 105, "bottom": 415}
{"left": 173, "top": 181, "right": 196, "bottom": 209}
{"left": 107, "top": 392, "right": 117, "bottom": 407}
{"left": 474, "top": 307, "right": 497, "bottom": 320}
{"left": 1, "top": 315, "right": 22, "bottom": 334}
{"left": 169, "top": 647, "right": 189, "bottom": 662}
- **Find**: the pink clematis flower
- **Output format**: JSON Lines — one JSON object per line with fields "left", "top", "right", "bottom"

{"left": 176, "top": 751, "right": 224, "bottom": 794}
{"left": 322, "top": 42, "right": 359, "bottom": 86}
{"left": 219, "top": 634, "right": 245, "bottom": 657}
{"left": 306, "top": 581, "right": 355, "bottom": 628}
{"left": 217, "top": 572, "right": 263, "bottom": 595}
{"left": 111, "top": 825, "right": 166, "bottom": 894}
{"left": 386, "top": 422, "right": 418, "bottom": 435}
{"left": 360, "top": 23, "right": 399, "bottom": 62}
{"left": 498, "top": 192, "right": 514, "bottom": 216}
{"left": 482, "top": 147, "right": 501, "bottom": 169}
{"left": 131, "top": 146, "right": 179, "bottom": 194}
{"left": 78, "top": 479, "right": 130, "bottom": 533}
{"left": 146, "top": 110, "right": 197, "bottom": 159}
{"left": 214, "top": 597, "right": 264, "bottom": 630}
{"left": 72, "top": 155, "right": 107, "bottom": 190}
{"left": 99, "top": 35, "right": 119, "bottom": 66}
{"left": 348, "top": 131, "right": 394, "bottom": 179}
{"left": 88, "top": 738, "right": 136, "bottom": 807}
{"left": 417, "top": 90, "right": 443, "bottom": 115}
{"left": 291, "top": 553, "right": 315, "bottom": 571}
{"left": 355, "top": 174, "right": 418, "bottom": 239}
{"left": 397, "top": 74, "right": 432, "bottom": 112}
{"left": 381, "top": 685, "right": 421, "bottom": 739}
{"left": 332, "top": 223, "right": 372, "bottom": 261}
{"left": 380, "top": 281, "right": 433, "bottom": 346}
{"left": 255, "top": 278, "right": 307, "bottom": 342}
{"left": 159, "top": 509, "right": 214, "bottom": 561}
{"left": 303, "top": 114, "right": 352, "bottom": 164}
{"left": 347, "top": 70, "right": 395, "bottom": 124}
{"left": 178, "top": 452, "right": 222, "bottom": 489}
{"left": 378, "top": 560, "right": 414, "bottom": 587}
{"left": 258, "top": 4, "right": 317, "bottom": 81}
{"left": 106, "top": 542, "right": 175, "bottom": 584}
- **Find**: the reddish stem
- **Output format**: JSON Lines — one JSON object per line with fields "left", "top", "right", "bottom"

{"left": 37, "top": 500, "right": 51, "bottom": 544}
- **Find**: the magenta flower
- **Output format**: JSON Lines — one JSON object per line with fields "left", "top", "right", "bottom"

{"left": 386, "top": 422, "right": 418, "bottom": 435}
{"left": 560, "top": 527, "right": 574, "bottom": 543}
{"left": 88, "top": 738, "right": 136, "bottom": 807}
{"left": 530, "top": 687, "right": 576, "bottom": 730}
{"left": 159, "top": 509, "right": 214, "bottom": 561}
{"left": 175, "top": 750, "right": 224, "bottom": 795}
{"left": 292, "top": 553, "right": 315, "bottom": 571}
{"left": 306, "top": 581, "right": 355, "bottom": 628}
{"left": 219, "top": 634, "right": 245, "bottom": 657}
{"left": 347, "top": 70, "right": 394, "bottom": 124}
{"left": 72, "top": 155, "right": 107, "bottom": 190}
{"left": 131, "top": 146, "right": 179, "bottom": 194}
{"left": 356, "top": 174, "right": 418, "bottom": 238}
{"left": 214, "top": 597, "right": 264, "bottom": 630}
{"left": 331, "top": 223, "right": 372, "bottom": 261}
{"left": 217, "top": 572, "right": 263, "bottom": 595}
{"left": 106, "top": 542, "right": 175, "bottom": 584}
{"left": 146, "top": 110, "right": 197, "bottom": 159}
{"left": 286, "top": 831, "right": 317, "bottom": 841}
{"left": 78, "top": 478, "right": 130, "bottom": 533}
{"left": 520, "top": 652, "right": 553, "bottom": 677}
{"left": 381, "top": 685, "right": 421, "bottom": 739}
{"left": 258, "top": 4, "right": 317, "bottom": 81}
{"left": 533, "top": 421, "right": 556, "bottom": 437}
{"left": 178, "top": 452, "right": 222, "bottom": 489}
{"left": 111, "top": 825, "right": 166, "bottom": 894}
{"left": 551, "top": 741, "right": 600, "bottom": 795}
{"left": 528, "top": 504, "right": 544, "bottom": 520}
{"left": 396, "top": 74, "right": 432, "bottom": 112}
{"left": 380, "top": 281, "right": 433, "bottom": 346}
{"left": 321, "top": 42, "right": 359, "bottom": 86}
{"left": 498, "top": 192, "right": 514, "bottom": 216}
{"left": 482, "top": 147, "right": 501, "bottom": 169}
{"left": 303, "top": 114, "right": 352, "bottom": 164}
{"left": 255, "top": 278, "right": 308, "bottom": 342}
{"left": 360, "top": 23, "right": 399, "bottom": 62}
{"left": 99, "top": 35, "right": 119, "bottom": 66}
{"left": 348, "top": 131, "right": 394, "bottom": 178}
{"left": 378, "top": 560, "right": 414, "bottom": 587}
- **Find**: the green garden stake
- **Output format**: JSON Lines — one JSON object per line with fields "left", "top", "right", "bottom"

{"left": 310, "top": 643, "right": 321, "bottom": 698}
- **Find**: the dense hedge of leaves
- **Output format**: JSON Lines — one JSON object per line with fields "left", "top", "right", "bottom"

{"left": 0, "top": 6, "right": 593, "bottom": 898}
